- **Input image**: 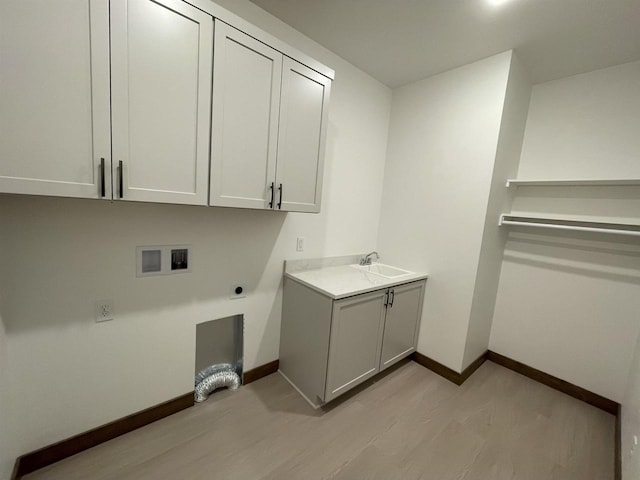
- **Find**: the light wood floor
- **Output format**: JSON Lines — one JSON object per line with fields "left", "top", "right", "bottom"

{"left": 25, "top": 360, "right": 614, "bottom": 480}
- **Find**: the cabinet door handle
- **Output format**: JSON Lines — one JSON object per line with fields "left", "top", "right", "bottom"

{"left": 277, "top": 183, "right": 283, "bottom": 209}
{"left": 268, "top": 182, "right": 275, "bottom": 208}
{"left": 100, "top": 158, "right": 106, "bottom": 197}
{"left": 384, "top": 291, "right": 389, "bottom": 308}
{"left": 118, "top": 160, "right": 124, "bottom": 199}
{"left": 389, "top": 289, "right": 395, "bottom": 308}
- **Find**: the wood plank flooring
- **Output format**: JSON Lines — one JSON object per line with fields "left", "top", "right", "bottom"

{"left": 25, "top": 360, "right": 614, "bottom": 480}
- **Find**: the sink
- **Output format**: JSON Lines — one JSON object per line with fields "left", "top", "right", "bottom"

{"left": 351, "top": 263, "right": 413, "bottom": 279}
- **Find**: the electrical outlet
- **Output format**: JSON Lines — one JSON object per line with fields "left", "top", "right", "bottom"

{"left": 296, "top": 237, "right": 305, "bottom": 252}
{"left": 95, "top": 300, "right": 114, "bottom": 322}
{"left": 230, "top": 284, "right": 246, "bottom": 299}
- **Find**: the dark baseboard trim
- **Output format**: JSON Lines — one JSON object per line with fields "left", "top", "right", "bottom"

{"left": 615, "top": 404, "right": 621, "bottom": 480}
{"left": 410, "top": 351, "right": 487, "bottom": 386}
{"left": 243, "top": 359, "right": 279, "bottom": 385}
{"left": 11, "top": 458, "right": 20, "bottom": 480}
{"left": 12, "top": 392, "right": 194, "bottom": 479}
{"left": 412, "top": 349, "right": 619, "bottom": 415}
{"left": 487, "top": 350, "right": 619, "bottom": 415}
{"left": 461, "top": 352, "right": 489, "bottom": 383}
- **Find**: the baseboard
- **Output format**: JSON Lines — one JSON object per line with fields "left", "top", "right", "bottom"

{"left": 615, "top": 404, "right": 621, "bottom": 480}
{"left": 412, "top": 349, "right": 621, "bottom": 479}
{"left": 412, "top": 349, "right": 619, "bottom": 416}
{"left": 12, "top": 392, "right": 194, "bottom": 479}
{"left": 243, "top": 359, "right": 279, "bottom": 385}
{"left": 488, "top": 351, "right": 621, "bottom": 476}
{"left": 410, "top": 351, "right": 487, "bottom": 386}
{"left": 12, "top": 355, "right": 621, "bottom": 478}
{"left": 487, "top": 350, "right": 619, "bottom": 415}
{"left": 11, "top": 458, "right": 21, "bottom": 480}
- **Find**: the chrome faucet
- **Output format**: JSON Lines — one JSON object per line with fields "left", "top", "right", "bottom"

{"left": 360, "top": 251, "right": 380, "bottom": 266}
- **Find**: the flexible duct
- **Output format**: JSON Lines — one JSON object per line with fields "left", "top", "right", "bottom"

{"left": 194, "top": 366, "right": 240, "bottom": 403}
{"left": 195, "top": 363, "right": 234, "bottom": 386}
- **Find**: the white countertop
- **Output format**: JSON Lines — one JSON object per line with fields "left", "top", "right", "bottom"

{"left": 284, "top": 255, "right": 428, "bottom": 300}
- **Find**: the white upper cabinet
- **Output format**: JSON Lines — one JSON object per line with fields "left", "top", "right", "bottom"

{"left": 0, "top": 0, "right": 212, "bottom": 205}
{"left": 0, "top": 0, "right": 111, "bottom": 199}
{"left": 210, "top": 22, "right": 282, "bottom": 209}
{"left": 275, "top": 58, "right": 331, "bottom": 213}
{"left": 210, "top": 21, "right": 332, "bottom": 213}
{"left": 1, "top": 1, "right": 331, "bottom": 210}
{"left": 110, "top": 0, "right": 213, "bottom": 205}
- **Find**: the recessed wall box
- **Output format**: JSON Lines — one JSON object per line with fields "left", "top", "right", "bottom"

{"left": 171, "top": 248, "right": 189, "bottom": 271}
{"left": 137, "top": 245, "right": 191, "bottom": 277}
{"left": 141, "top": 249, "right": 162, "bottom": 273}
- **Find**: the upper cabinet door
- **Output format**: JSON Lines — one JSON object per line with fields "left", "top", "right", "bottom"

{"left": 110, "top": 0, "right": 213, "bottom": 205}
{"left": 210, "top": 22, "right": 282, "bottom": 210}
{"left": 275, "top": 58, "right": 331, "bottom": 213}
{"left": 0, "top": 0, "right": 111, "bottom": 199}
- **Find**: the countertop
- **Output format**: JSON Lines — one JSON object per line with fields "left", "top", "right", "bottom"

{"left": 284, "top": 254, "right": 428, "bottom": 300}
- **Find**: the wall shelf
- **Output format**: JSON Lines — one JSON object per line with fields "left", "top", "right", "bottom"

{"left": 505, "top": 178, "right": 640, "bottom": 188}
{"left": 499, "top": 214, "right": 640, "bottom": 237}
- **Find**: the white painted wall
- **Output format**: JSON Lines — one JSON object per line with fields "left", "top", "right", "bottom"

{"left": 0, "top": 1, "right": 392, "bottom": 476}
{"left": 623, "top": 328, "right": 640, "bottom": 479}
{"left": 0, "top": 318, "right": 8, "bottom": 479}
{"left": 377, "top": 52, "right": 513, "bottom": 372}
{"left": 490, "top": 60, "right": 640, "bottom": 401}
{"left": 517, "top": 60, "right": 640, "bottom": 179}
{"left": 462, "top": 54, "right": 532, "bottom": 369}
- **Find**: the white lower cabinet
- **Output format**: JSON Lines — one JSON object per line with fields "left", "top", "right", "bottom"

{"left": 325, "top": 290, "right": 388, "bottom": 402}
{"left": 280, "top": 278, "right": 426, "bottom": 407}
{"left": 379, "top": 281, "right": 427, "bottom": 371}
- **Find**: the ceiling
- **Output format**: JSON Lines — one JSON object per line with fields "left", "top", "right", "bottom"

{"left": 249, "top": 0, "right": 640, "bottom": 87}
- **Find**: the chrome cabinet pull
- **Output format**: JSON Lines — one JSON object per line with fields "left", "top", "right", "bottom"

{"left": 389, "top": 289, "right": 395, "bottom": 308}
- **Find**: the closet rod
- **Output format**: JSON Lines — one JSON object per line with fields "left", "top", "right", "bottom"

{"left": 499, "top": 217, "right": 640, "bottom": 237}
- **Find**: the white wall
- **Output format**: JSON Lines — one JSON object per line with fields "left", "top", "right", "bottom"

{"left": 517, "top": 60, "right": 640, "bottom": 179}
{"left": 623, "top": 328, "right": 640, "bottom": 479}
{"left": 490, "top": 60, "right": 640, "bottom": 401}
{"left": 0, "top": 318, "right": 8, "bottom": 479}
{"left": 0, "top": 1, "right": 392, "bottom": 477}
{"left": 462, "top": 53, "right": 532, "bottom": 369}
{"left": 377, "top": 52, "right": 513, "bottom": 372}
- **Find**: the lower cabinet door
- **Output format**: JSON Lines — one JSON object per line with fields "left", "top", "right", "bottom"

{"left": 380, "top": 281, "right": 425, "bottom": 371}
{"left": 324, "top": 290, "right": 387, "bottom": 402}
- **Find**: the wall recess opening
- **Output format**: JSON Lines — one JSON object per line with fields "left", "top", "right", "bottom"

{"left": 171, "top": 248, "right": 189, "bottom": 271}
{"left": 195, "top": 315, "right": 244, "bottom": 403}
{"left": 141, "top": 249, "right": 162, "bottom": 273}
